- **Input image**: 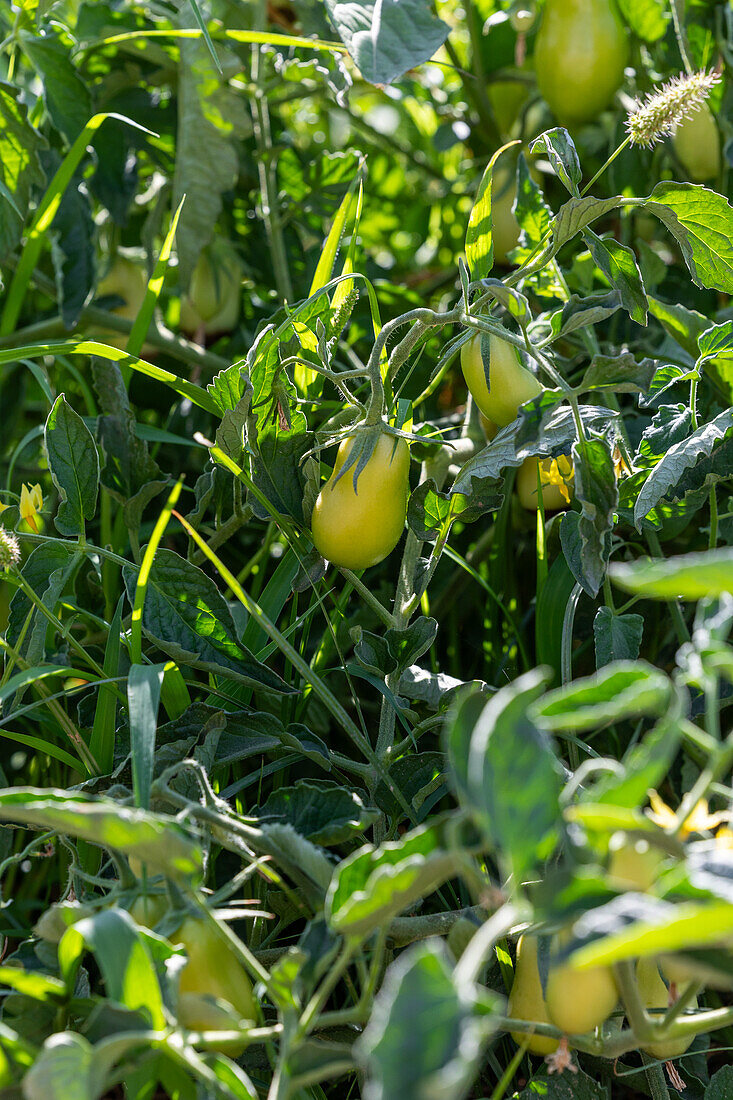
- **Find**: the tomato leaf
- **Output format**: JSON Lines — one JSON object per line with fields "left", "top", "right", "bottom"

{"left": 610, "top": 547, "right": 733, "bottom": 601}
{"left": 645, "top": 183, "right": 733, "bottom": 294}
{"left": 45, "top": 395, "right": 100, "bottom": 539}
{"left": 633, "top": 407, "right": 733, "bottom": 526}
{"left": 358, "top": 940, "right": 493, "bottom": 1100}
{"left": 323, "top": 0, "right": 449, "bottom": 84}
{"left": 447, "top": 671, "right": 564, "bottom": 880}
{"left": 530, "top": 128, "right": 582, "bottom": 195}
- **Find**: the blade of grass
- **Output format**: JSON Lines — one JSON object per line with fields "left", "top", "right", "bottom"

{"left": 0, "top": 341, "right": 218, "bottom": 413}
{"left": 124, "top": 197, "right": 186, "bottom": 375}
{"left": 130, "top": 478, "right": 184, "bottom": 665}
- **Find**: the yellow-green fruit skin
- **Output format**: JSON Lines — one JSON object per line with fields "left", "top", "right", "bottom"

{"left": 461, "top": 334, "right": 542, "bottom": 427}
{"left": 129, "top": 893, "right": 168, "bottom": 929}
{"left": 507, "top": 935, "right": 559, "bottom": 1055}
{"left": 535, "top": 0, "right": 628, "bottom": 125}
{"left": 96, "top": 257, "right": 151, "bottom": 353}
{"left": 516, "top": 456, "right": 571, "bottom": 512}
{"left": 310, "top": 434, "right": 410, "bottom": 571}
{"left": 673, "top": 103, "right": 720, "bottom": 182}
{"left": 180, "top": 241, "right": 243, "bottom": 335}
{"left": 174, "top": 918, "right": 257, "bottom": 1020}
{"left": 607, "top": 832, "right": 663, "bottom": 891}
{"left": 636, "top": 957, "right": 696, "bottom": 1061}
{"left": 546, "top": 952, "right": 618, "bottom": 1035}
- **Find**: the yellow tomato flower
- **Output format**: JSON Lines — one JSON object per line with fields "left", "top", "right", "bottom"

{"left": 647, "top": 790, "right": 728, "bottom": 836}
{"left": 538, "top": 456, "right": 574, "bottom": 504}
{"left": 19, "top": 483, "right": 43, "bottom": 531}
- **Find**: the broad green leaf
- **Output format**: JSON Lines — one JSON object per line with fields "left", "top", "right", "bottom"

{"left": 551, "top": 196, "right": 623, "bottom": 251}
{"left": 22, "top": 1033, "right": 101, "bottom": 1100}
{"left": 583, "top": 228, "right": 648, "bottom": 325}
{"left": 59, "top": 908, "right": 165, "bottom": 1026}
{"left": 465, "top": 142, "right": 518, "bottom": 282}
{"left": 173, "top": 37, "right": 251, "bottom": 285}
{"left": 449, "top": 671, "right": 563, "bottom": 879}
{"left": 358, "top": 940, "right": 493, "bottom": 1100}
{"left": 21, "top": 33, "right": 92, "bottom": 143}
{"left": 572, "top": 434, "right": 618, "bottom": 597}
{"left": 45, "top": 395, "right": 99, "bottom": 538}
{"left": 593, "top": 608, "right": 644, "bottom": 668}
{"left": 648, "top": 295, "right": 709, "bottom": 359}
{"left": 617, "top": 0, "right": 667, "bottom": 40}
{"left": 452, "top": 405, "right": 615, "bottom": 498}
{"left": 633, "top": 408, "right": 733, "bottom": 525}
{"left": 257, "top": 781, "right": 379, "bottom": 845}
{"left": 534, "top": 661, "right": 671, "bottom": 732}
{"left": 6, "top": 542, "right": 81, "bottom": 665}
{"left": 529, "top": 128, "right": 581, "bottom": 195}
{"left": 0, "top": 788, "right": 202, "bottom": 879}
{"left": 564, "top": 894, "right": 733, "bottom": 969}
{"left": 0, "top": 966, "right": 66, "bottom": 1001}
{"left": 326, "top": 822, "right": 456, "bottom": 938}
{"left": 122, "top": 548, "right": 290, "bottom": 692}
{"left": 584, "top": 714, "right": 680, "bottom": 808}
{"left": 610, "top": 548, "right": 733, "bottom": 601}
{"left": 323, "top": 0, "right": 448, "bottom": 84}
{"left": 515, "top": 1069, "right": 606, "bottom": 1100}
{"left": 0, "top": 81, "right": 45, "bottom": 261}
{"left": 580, "top": 352, "right": 657, "bottom": 395}
{"left": 646, "top": 182, "right": 733, "bottom": 293}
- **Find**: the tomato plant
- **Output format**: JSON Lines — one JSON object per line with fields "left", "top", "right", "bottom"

{"left": 0, "top": 0, "right": 732, "bottom": 1097}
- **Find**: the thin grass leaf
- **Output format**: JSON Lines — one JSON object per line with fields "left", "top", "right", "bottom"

{"left": 130, "top": 479, "right": 184, "bottom": 665}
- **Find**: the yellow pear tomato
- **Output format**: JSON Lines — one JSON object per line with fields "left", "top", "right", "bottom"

{"left": 516, "top": 455, "right": 573, "bottom": 512}
{"left": 461, "top": 334, "right": 543, "bottom": 427}
{"left": 545, "top": 934, "right": 617, "bottom": 1035}
{"left": 508, "top": 934, "right": 559, "bottom": 1055}
{"left": 180, "top": 239, "right": 243, "bottom": 336}
{"left": 673, "top": 103, "right": 720, "bottom": 182}
{"left": 607, "top": 831, "right": 664, "bottom": 892}
{"left": 171, "top": 917, "right": 257, "bottom": 1054}
{"left": 636, "top": 956, "right": 697, "bottom": 1061}
{"left": 310, "top": 433, "right": 410, "bottom": 571}
{"left": 535, "top": 0, "right": 628, "bottom": 125}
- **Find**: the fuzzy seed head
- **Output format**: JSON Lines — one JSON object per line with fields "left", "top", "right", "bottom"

{"left": 626, "top": 69, "right": 720, "bottom": 148}
{"left": 0, "top": 526, "right": 20, "bottom": 570}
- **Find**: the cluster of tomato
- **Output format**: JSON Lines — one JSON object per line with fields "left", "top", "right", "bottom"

{"left": 508, "top": 833, "right": 697, "bottom": 1062}
{"left": 37, "top": 890, "right": 257, "bottom": 1055}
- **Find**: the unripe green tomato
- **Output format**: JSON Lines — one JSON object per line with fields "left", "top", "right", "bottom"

{"left": 535, "top": 0, "right": 628, "bottom": 125}
{"left": 673, "top": 103, "right": 720, "bottom": 182}
{"left": 129, "top": 893, "right": 168, "bottom": 930}
{"left": 636, "top": 956, "right": 696, "bottom": 1060}
{"left": 177, "top": 993, "right": 248, "bottom": 1057}
{"left": 310, "top": 434, "right": 410, "bottom": 571}
{"left": 461, "top": 334, "right": 543, "bottom": 427}
{"left": 96, "top": 257, "right": 153, "bottom": 354}
{"left": 488, "top": 82, "right": 530, "bottom": 140}
{"left": 510, "top": 5, "right": 536, "bottom": 33}
{"left": 545, "top": 935, "right": 618, "bottom": 1035}
{"left": 34, "top": 901, "right": 94, "bottom": 944}
{"left": 607, "top": 831, "right": 664, "bottom": 891}
{"left": 180, "top": 240, "right": 243, "bottom": 336}
{"left": 516, "top": 455, "right": 573, "bottom": 512}
{"left": 508, "top": 934, "right": 559, "bottom": 1055}
{"left": 98, "top": 257, "right": 147, "bottom": 322}
{"left": 173, "top": 917, "right": 257, "bottom": 1031}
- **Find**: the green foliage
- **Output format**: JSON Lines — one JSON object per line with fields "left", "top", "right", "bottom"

{"left": 1, "top": 0, "right": 733, "bottom": 1096}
